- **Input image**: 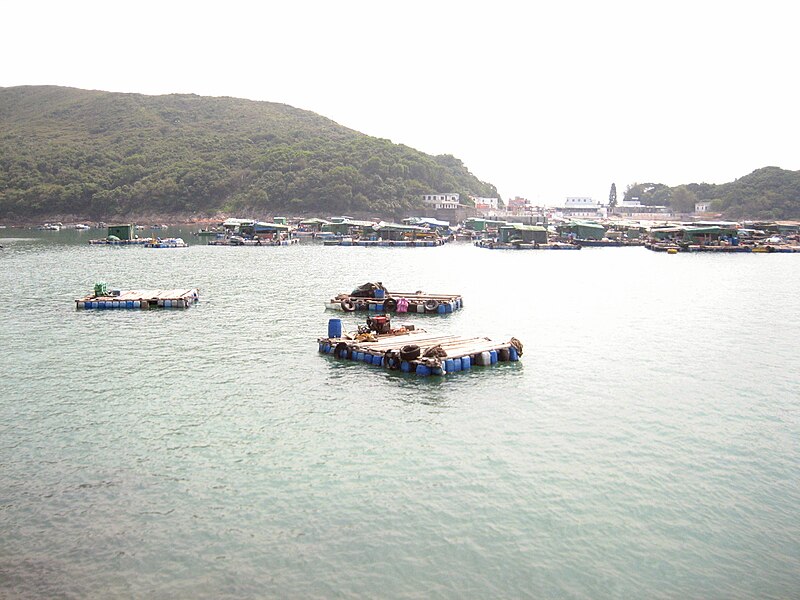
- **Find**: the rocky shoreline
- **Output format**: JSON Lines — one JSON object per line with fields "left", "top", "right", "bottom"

{"left": 0, "top": 213, "right": 230, "bottom": 228}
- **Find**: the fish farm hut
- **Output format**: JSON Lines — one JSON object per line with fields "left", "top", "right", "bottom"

{"left": 464, "top": 218, "right": 508, "bottom": 233}
{"left": 557, "top": 221, "right": 607, "bottom": 240}
{"left": 498, "top": 223, "right": 548, "bottom": 244}
{"left": 321, "top": 219, "right": 376, "bottom": 237}
{"left": 298, "top": 218, "right": 330, "bottom": 232}
{"left": 107, "top": 224, "right": 135, "bottom": 240}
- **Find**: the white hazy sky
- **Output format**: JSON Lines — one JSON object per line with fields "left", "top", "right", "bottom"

{"left": 3, "top": 0, "right": 798, "bottom": 204}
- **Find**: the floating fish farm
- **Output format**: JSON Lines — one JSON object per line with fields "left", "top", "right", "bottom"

{"left": 207, "top": 238, "right": 299, "bottom": 246}
{"left": 319, "top": 318, "right": 522, "bottom": 377}
{"left": 76, "top": 284, "right": 199, "bottom": 309}
{"left": 322, "top": 239, "right": 444, "bottom": 247}
{"left": 474, "top": 240, "right": 580, "bottom": 250}
{"left": 326, "top": 285, "right": 462, "bottom": 315}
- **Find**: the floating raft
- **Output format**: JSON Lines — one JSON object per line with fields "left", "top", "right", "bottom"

{"left": 207, "top": 238, "right": 298, "bottom": 246}
{"left": 76, "top": 288, "right": 199, "bottom": 309}
{"left": 474, "top": 240, "right": 580, "bottom": 250}
{"left": 326, "top": 290, "right": 463, "bottom": 314}
{"left": 569, "top": 239, "right": 644, "bottom": 247}
{"left": 323, "top": 239, "right": 444, "bottom": 247}
{"left": 89, "top": 238, "right": 150, "bottom": 245}
{"left": 318, "top": 328, "right": 522, "bottom": 376}
{"left": 644, "top": 242, "right": 800, "bottom": 253}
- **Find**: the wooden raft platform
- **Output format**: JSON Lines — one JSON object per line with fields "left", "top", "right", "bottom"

{"left": 326, "top": 291, "right": 463, "bottom": 314}
{"left": 318, "top": 328, "right": 522, "bottom": 376}
{"left": 207, "top": 238, "right": 298, "bottom": 246}
{"left": 474, "top": 240, "right": 580, "bottom": 250}
{"left": 645, "top": 242, "right": 800, "bottom": 253}
{"left": 76, "top": 288, "right": 199, "bottom": 309}
{"left": 88, "top": 238, "right": 150, "bottom": 246}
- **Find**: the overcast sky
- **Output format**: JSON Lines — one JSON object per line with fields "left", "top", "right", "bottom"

{"left": 3, "top": 0, "right": 798, "bottom": 204}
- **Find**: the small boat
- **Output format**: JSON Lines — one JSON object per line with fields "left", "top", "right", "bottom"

{"left": 145, "top": 237, "right": 188, "bottom": 248}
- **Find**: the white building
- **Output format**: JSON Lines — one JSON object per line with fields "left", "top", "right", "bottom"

{"left": 611, "top": 198, "right": 672, "bottom": 218}
{"left": 695, "top": 201, "right": 711, "bottom": 213}
{"left": 471, "top": 196, "right": 499, "bottom": 210}
{"left": 422, "top": 193, "right": 460, "bottom": 210}
{"left": 560, "top": 197, "right": 606, "bottom": 218}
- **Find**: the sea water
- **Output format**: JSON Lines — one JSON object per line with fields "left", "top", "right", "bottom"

{"left": 1, "top": 230, "right": 798, "bottom": 598}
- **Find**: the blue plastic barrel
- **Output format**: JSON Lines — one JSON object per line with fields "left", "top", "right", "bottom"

{"left": 437, "top": 304, "right": 446, "bottom": 314}
{"left": 510, "top": 347, "right": 519, "bottom": 361}
{"left": 461, "top": 356, "right": 471, "bottom": 370}
{"left": 490, "top": 350, "right": 498, "bottom": 364}
{"left": 401, "top": 361, "right": 411, "bottom": 372}
{"left": 374, "top": 289, "right": 385, "bottom": 299}
{"left": 376, "top": 304, "right": 384, "bottom": 312}
{"left": 445, "top": 358, "right": 455, "bottom": 372}
{"left": 328, "top": 318, "right": 342, "bottom": 338}
{"left": 416, "top": 364, "right": 431, "bottom": 376}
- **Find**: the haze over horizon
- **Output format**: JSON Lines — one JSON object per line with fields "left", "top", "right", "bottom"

{"left": 3, "top": 0, "right": 798, "bottom": 204}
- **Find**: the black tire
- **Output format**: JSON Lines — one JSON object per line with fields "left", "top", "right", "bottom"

{"left": 400, "top": 344, "right": 421, "bottom": 361}
{"left": 334, "top": 342, "right": 351, "bottom": 359}
{"left": 341, "top": 299, "right": 356, "bottom": 312}
{"left": 384, "top": 298, "right": 397, "bottom": 311}
{"left": 384, "top": 350, "right": 401, "bottom": 370}
{"left": 497, "top": 348, "right": 511, "bottom": 362}
{"left": 424, "top": 299, "right": 439, "bottom": 312}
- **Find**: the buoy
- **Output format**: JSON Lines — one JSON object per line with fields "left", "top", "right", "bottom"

{"left": 667, "top": 248, "right": 678, "bottom": 254}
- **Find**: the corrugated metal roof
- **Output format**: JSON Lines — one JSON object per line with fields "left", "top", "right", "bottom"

{"left": 502, "top": 223, "right": 547, "bottom": 232}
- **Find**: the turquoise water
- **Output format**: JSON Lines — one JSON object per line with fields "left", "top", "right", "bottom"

{"left": 1, "top": 229, "right": 799, "bottom": 599}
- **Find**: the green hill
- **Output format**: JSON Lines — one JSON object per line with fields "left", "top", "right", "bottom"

{"left": 0, "top": 85, "right": 499, "bottom": 220}
{"left": 623, "top": 167, "right": 800, "bottom": 220}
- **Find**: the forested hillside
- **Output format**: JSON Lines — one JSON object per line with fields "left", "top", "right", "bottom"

{"left": 623, "top": 167, "right": 800, "bottom": 220}
{"left": 0, "top": 86, "right": 499, "bottom": 220}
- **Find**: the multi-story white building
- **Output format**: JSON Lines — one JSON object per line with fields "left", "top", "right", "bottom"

{"left": 422, "top": 193, "right": 460, "bottom": 210}
{"left": 471, "top": 196, "right": 499, "bottom": 210}
{"left": 559, "top": 197, "right": 606, "bottom": 218}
